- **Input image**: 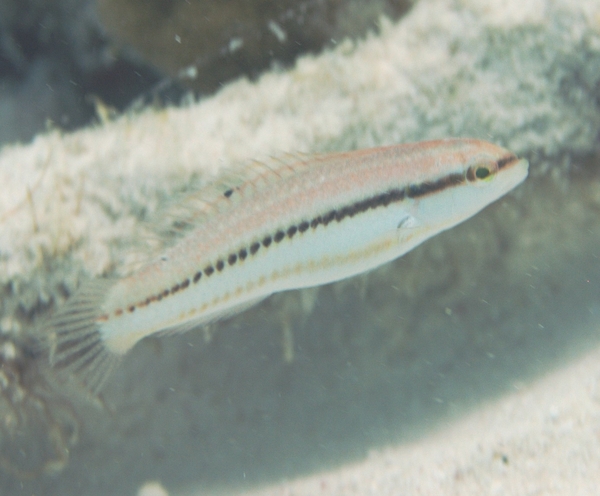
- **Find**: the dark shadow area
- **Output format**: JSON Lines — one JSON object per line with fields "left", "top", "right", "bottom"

{"left": 0, "top": 0, "right": 415, "bottom": 144}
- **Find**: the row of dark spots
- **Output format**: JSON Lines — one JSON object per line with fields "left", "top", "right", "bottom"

{"left": 190, "top": 187, "right": 409, "bottom": 285}
{"left": 118, "top": 186, "right": 420, "bottom": 317}
{"left": 122, "top": 277, "right": 192, "bottom": 314}
{"left": 205, "top": 226, "right": 297, "bottom": 276}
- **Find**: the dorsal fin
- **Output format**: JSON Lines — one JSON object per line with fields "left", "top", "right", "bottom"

{"left": 144, "top": 152, "right": 317, "bottom": 253}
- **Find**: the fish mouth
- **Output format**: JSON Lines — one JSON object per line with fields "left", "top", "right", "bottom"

{"left": 511, "top": 157, "right": 529, "bottom": 182}
{"left": 480, "top": 155, "right": 528, "bottom": 204}
{"left": 499, "top": 155, "right": 529, "bottom": 187}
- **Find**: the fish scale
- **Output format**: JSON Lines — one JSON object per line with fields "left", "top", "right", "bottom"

{"left": 43, "top": 138, "right": 528, "bottom": 394}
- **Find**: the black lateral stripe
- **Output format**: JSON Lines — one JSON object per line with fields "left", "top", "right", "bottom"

{"left": 497, "top": 154, "right": 518, "bottom": 169}
{"left": 136, "top": 170, "right": 468, "bottom": 310}
{"left": 406, "top": 173, "right": 464, "bottom": 199}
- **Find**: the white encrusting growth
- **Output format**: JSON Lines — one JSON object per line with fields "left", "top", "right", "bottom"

{"left": 45, "top": 139, "right": 528, "bottom": 394}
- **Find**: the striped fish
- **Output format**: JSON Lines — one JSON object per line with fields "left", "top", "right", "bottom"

{"left": 44, "top": 139, "right": 528, "bottom": 393}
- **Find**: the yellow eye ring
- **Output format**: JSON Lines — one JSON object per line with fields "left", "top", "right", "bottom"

{"left": 467, "top": 164, "right": 494, "bottom": 182}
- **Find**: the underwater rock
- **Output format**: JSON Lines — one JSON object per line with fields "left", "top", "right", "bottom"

{"left": 95, "top": 0, "right": 414, "bottom": 93}
{"left": 0, "top": 0, "right": 107, "bottom": 143}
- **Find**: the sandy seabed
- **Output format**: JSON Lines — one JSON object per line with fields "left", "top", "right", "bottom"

{"left": 234, "top": 344, "right": 600, "bottom": 496}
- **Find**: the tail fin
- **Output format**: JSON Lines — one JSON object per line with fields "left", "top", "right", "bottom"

{"left": 44, "top": 279, "right": 121, "bottom": 395}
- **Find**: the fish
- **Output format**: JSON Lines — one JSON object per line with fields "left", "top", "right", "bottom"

{"left": 43, "top": 138, "right": 528, "bottom": 394}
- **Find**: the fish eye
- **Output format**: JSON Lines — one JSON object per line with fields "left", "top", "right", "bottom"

{"left": 467, "top": 164, "right": 494, "bottom": 182}
{"left": 475, "top": 166, "right": 490, "bottom": 179}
